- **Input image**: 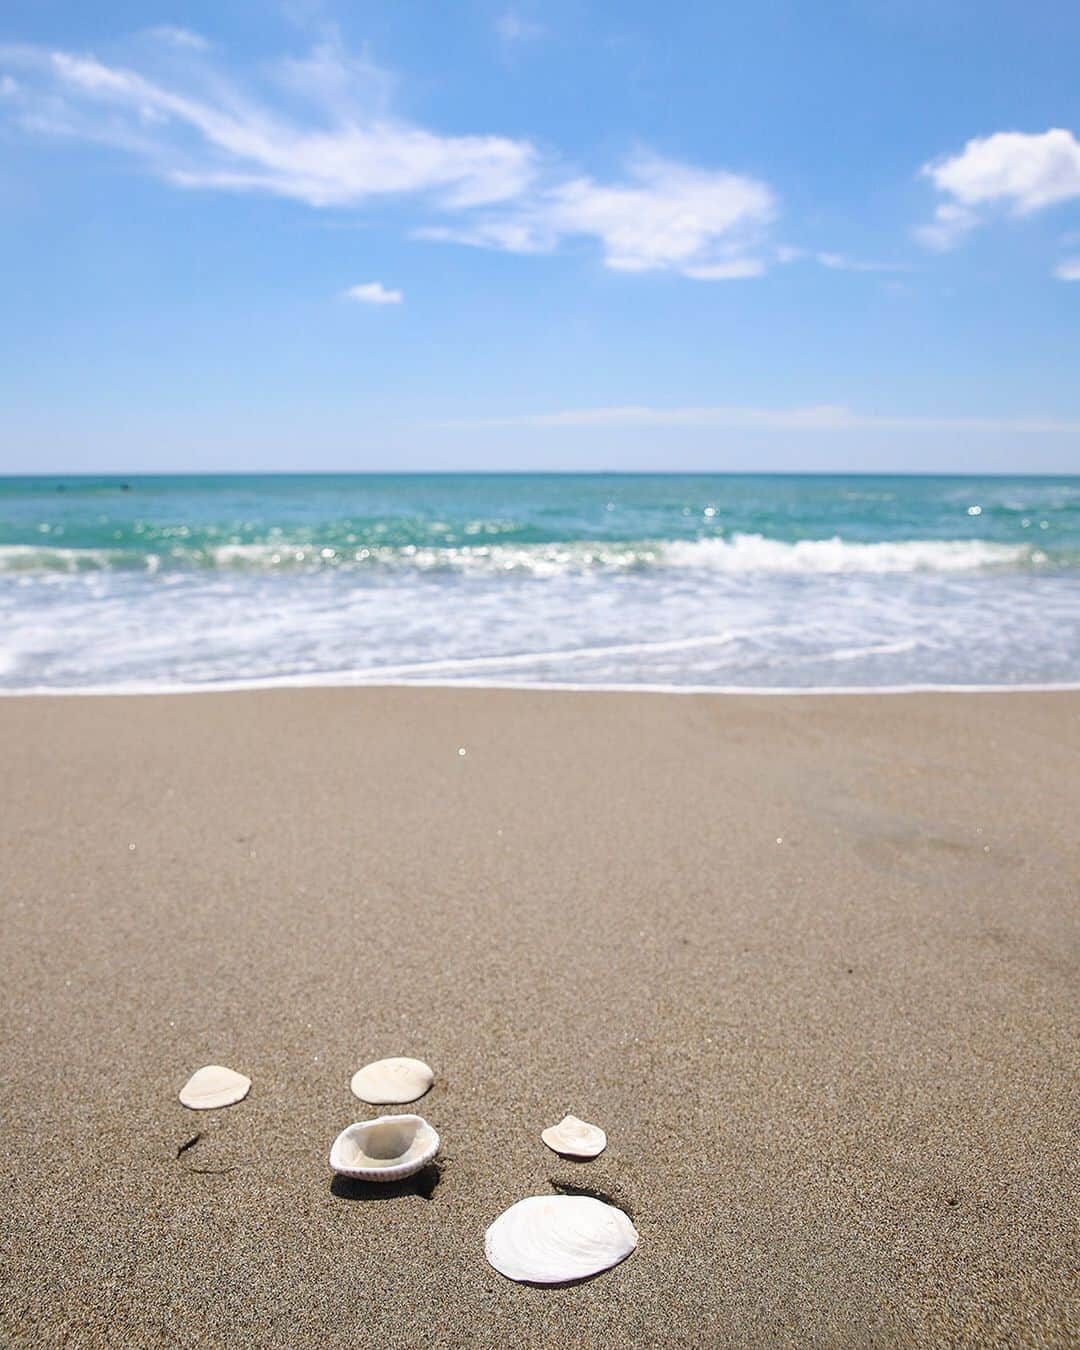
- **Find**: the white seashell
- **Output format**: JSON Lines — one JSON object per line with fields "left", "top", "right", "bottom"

{"left": 484, "top": 1195, "right": 638, "bottom": 1284}
{"left": 350, "top": 1056, "right": 434, "bottom": 1104}
{"left": 178, "top": 1064, "right": 251, "bottom": 1110}
{"left": 541, "top": 1114, "right": 607, "bottom": 1158}
{"left": 328, "top": 1114, "right": 439, "bottom": 1182}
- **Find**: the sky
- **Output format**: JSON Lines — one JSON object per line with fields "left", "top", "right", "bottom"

{"left": 1, "top": 0, "right": 1079, "bottom": 474}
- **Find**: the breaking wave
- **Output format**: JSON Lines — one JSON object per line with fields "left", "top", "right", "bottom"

{"left": 0, "top": 533, "right": 1055, "bottom": 577}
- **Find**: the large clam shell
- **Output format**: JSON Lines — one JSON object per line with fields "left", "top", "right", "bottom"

{"left": 178, "top": 1064, "right": 251, "bottom": 1110}
{"left": 484, "top": 1195, "right": 638, "bottom": 1284}
{"left": 541, "top": 1114, "right": 606, "bottom": 1158}
{"left": 329, "top": 1114, "right": 440, "bottom": 1181}
{"left": 350, "top": 1056, "right": 434, "bottom": 1104}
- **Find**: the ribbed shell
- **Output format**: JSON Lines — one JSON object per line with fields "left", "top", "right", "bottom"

{"left": 540, "top": 1114, "right": 607, "bottom": 1158}
{"left": 328, "top": 1114, "right": 440, "bottom": 1182}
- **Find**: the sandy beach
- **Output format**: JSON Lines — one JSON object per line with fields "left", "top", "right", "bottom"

{"left": 0, "top": 686, "right": 1076, "bottom": 1347}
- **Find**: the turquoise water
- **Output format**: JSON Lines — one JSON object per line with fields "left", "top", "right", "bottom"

{"left": 1, "top": 473, "right": 1077, "bottom": 689}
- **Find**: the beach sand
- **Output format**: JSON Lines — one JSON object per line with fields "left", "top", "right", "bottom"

{"left": 1, "top": 687, "right": 1076, "bottom": 1347}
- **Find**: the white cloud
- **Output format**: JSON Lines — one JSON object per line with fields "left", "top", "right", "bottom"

{"left": 682, "top": 259, "right": 766, "bottom": 280}
{"left": 0, "top": 39, "right": 537, "bottom": 210}
{"left": 925, "top": 128, "right": 1080, "bottom": 212}
{"left": 778, "top": 246, "right": 911, "bottom": 272}
{"left": 917, "top": 128, "right": 1080, "bottom": 248}
{"left": 141, "top": 26, "right": 210, "bottom": 51}
{"left": 1054, "top": 257, "right": 1080, "bottom": 281}
{"left": 913, "top": 203, "right": 981, "bottom": 252}
{"left": 814, "top": 251, "right": 909, "bottom": 273}
{"left": 547, "top": 157, "right": 774, "bottom": 273}
{"left": 413, "top": 219, "right": 550, "bottom": 253}
{"left": 1, "top": 35, "right": 791, "bottom": 282}
{"left": 345, "top": 281, "right": 402, "bottom": 304}
{"left": 438, "top": 403, "right": 1080, "bottom": 433}
{"left": 419, "top": 153, "right": 775, "bottom": 278}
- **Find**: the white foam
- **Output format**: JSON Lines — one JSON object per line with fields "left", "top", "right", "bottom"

{"left": 2, "top": 675, "right": 1077, "bottom": 698}
{"left": 201, "top": 533, "right": 1035, "bottom": 576}
{"left": 0, "top": 545, "right": 125, "bottom": 572}
{"left": 815, "top": 638, "right": 921, "bottom": 663}
{"left": 297, "top": 629, "right": 747, "bottom": 680}
{"left": 0, "top": 533, "right": 1041, "bottom": 577}
{"left": 660, "top": 534, "right": 1030, "bottom": 573}
{"left": 1, "top": 540, "right": 1075, "bottom": 693}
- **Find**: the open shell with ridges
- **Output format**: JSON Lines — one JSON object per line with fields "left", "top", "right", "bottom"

{"left": 329, "top": 1114, "right": 440, "bottom": 1182}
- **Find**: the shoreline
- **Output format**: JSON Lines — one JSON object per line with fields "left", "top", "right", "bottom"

{"left": 2, "top": 686, "right": 1076, "bottom": 1345}
{"left": 3, "top": 677, "right": 1080, "bottom": 698}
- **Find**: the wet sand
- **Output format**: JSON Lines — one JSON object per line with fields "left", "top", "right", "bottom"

{"left": 0, "top": 687, "right": 1077, "bottom": 1347}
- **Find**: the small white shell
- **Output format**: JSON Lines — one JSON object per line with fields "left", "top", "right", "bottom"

{"left": 541, "top": 1114, "right": 607, "bottom": 1158}
{"left": 350, "top": 1056, "right": 434, "bottom": 1104}
{"left": 328, "top": 1114, "right": 440, "bottom": 1181}
{"left": 485, "top": 1195, "right": 638, "bottom": 1284}
{"left": 178, "top": 1065, "right": 251, "bottom": 1110}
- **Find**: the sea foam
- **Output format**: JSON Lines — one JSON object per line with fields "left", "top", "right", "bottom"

{"left": 1, "top": 473, "right": 1076, "bottom": 691}
{"left": 0, "top": 533, "right": 1042, "bottom": 576}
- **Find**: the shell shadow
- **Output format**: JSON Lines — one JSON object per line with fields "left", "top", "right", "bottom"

{"left": 330, "top": 1163, "right": 442, "bottom": 1203}
{"left": 548, "top": 1178, "right": 635, "bottom": 1220}
{"left": 487, "top": 1181, "right": 639, "bottom": 1287}
{"left": 499, "top": 1250, "right": 637, "bottom": 1291}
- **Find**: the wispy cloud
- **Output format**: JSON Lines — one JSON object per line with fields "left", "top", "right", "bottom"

{"left": 414, "top": 219, "right": 550, "bottom": 254}
{"left": 437, "top": 403, "right": 1080, "bottom": 433}
{"left": 141, "top": 26, "right": 211, "bottom": 51}
{"left": 814, "top": 251, "right": 910, "bottom": 273}
{"left": 1054, "top": 257, "right": 1080, "bottom": 281}
{"left": 418, "top": 152, "right": 776, "bottom": 278}
{"left": 682, "top": 258, "right": 766, "bottom": 280}
{"left": 917, "top": 128, "right": 1080, "bottom": 249}
{"left": 0, "top": 37, "right": 538, "bottom": 209}
{"left": 0, "top": 32, "right": 891, "bottom": 285}
{"left": 914, "top": 203, "right": 981, "bottom": 252}
{"left": 344, "top": 281, "right": 402, "bottom": 304}
{"left": 496, "top": 11, "right": 545, "bottom": 45}
{"left": 777, "top": 246, "right": 911, "bottom": 273}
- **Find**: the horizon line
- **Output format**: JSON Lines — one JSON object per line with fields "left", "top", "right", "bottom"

{"left": 3, "top": 469, "right": 1079, "bottom": 481}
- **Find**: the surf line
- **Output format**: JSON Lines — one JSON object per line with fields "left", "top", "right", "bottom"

{"left": 326, "top": 629, "right": 750, "bottom": 680}
{"left": 5, "top": 678, "right": 1079, "bottom": 699}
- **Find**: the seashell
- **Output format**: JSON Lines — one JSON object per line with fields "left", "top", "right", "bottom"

{"left": 350, "top": 1056, "right": 434, "bottom": 1104}
{"left": 328, "top": 1114, "right": 439, "bottom": 1182}
{"left": 541, "top": 1114, "right": 606, "bottom": 1158}
{"left": 178, "top": 1064, "right": 251, "bottom": 1110}
{"left": 484, "top": 1195, "right": 638, "bottom": 1284}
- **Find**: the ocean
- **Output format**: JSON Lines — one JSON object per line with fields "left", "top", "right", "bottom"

{"left": 1, "top": 473, "right": 1077, "bottom": 693}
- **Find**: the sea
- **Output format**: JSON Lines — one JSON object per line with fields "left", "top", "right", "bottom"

{"left": 1, "top": 473, "right": 1077, "bottom": 694}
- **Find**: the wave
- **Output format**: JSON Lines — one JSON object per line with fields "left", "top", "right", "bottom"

{"left": 659, "top": 535, "right": 1040, "bottom": 573}
{"left": 813, "top": 638, "right": 921, "bottom": 663}
{"left": 0, "top": 533, "right": 1054, "bottom": 577}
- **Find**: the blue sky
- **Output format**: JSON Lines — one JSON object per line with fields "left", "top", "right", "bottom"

{"left": 2, "top": 0, "right": 1079, "bottom": 473}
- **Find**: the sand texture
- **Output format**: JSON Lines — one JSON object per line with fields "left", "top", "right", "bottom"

{"left": 1, "top": 687, "right": 1077, "bottom": 1347}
